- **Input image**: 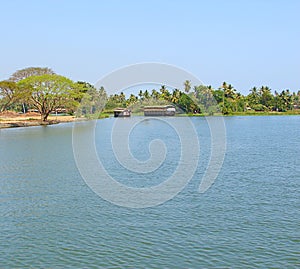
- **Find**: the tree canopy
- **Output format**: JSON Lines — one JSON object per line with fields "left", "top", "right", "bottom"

{"left": 0, "top": 81, "right": 18, "bottom": 112}
{"left": 1, "top": 67, "right": 299, "bottom": 118}
{"left": 18, "top": 74, "right": 79, "bottom": 121}
{"left": 75, "top": 82, "right": 107, "bottom": 117}
{"left": 10, "top": 67, "right": 55, "bottom": 82}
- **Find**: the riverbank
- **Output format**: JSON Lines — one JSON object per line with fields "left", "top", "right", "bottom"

{"left": 226, "top": 110, "right": 300, "bottom": 116}
{"left": 1, "top": 110, "right": 299, "bottom": 129}
{"left": 183, "top": 110, "right": 300, "bottom": 117}
{"left": 0, "top": 111, "right": 78, "bottom": 129}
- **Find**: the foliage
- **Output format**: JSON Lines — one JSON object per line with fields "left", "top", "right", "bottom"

{"left": 2, "top": 67, "right": 299, "bottom": 117}
{"left": 75, "top": 82, "right": 107, "bottom": 117}
{"left": 10, "top": 67, "right": 55, "bottom": 82}
{"left": 184, "top": 80, "right": 191, "bottom": 93}
{"left": 17, "top": 74, "right": 79, "bottom": 121}
{"left": 0, "top": 81, "right": 19, "bottom": 112}
{"left": 102, "top": 82, "right": 299, "bottom": 115}
{"left": 193, "top": 85, "right": 218, "bottom": 114}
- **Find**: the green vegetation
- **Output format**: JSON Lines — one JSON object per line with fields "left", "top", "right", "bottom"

{"left": 102, "top": 83, "right": 299, "bottom": 115}
{"left": 0, "top": 81, "right": 18, "bottom": 112}
{"left": 0, "top": 67, "right": 299, "bottom": 120}
{"left": 215, "top": 82, "right": 300, "bottom": 114}
{"left": 18, "top": 74, "right": 80, "bottom": 121}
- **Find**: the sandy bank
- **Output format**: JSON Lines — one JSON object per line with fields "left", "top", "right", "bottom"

{"left": 0, "top": 111, "right": 79, "bottom": 129}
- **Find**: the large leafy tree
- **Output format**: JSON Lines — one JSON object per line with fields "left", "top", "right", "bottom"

{"left": 18, "top": 74, "right": 79, "bottom": 121}
{"left": 0, "top": 81, "right": 18, "bottom": 112}
{"left": 10, "top": 67, "right": 55, "bottom": 82}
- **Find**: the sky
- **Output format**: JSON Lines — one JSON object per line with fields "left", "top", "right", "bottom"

{"left": 1, "top": 0, "right": 300, "bottom": 94}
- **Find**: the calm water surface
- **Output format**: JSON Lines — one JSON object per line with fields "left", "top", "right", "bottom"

{"left": 0, "top": 116, "right": 299, "bottom": 268}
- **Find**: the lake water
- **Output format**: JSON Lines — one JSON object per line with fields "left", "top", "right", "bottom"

{"left": 0, "top": 116, "right": 299, "bottom": 268}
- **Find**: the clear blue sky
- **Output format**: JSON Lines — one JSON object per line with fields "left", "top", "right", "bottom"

{"left": 1, "top": 0, "right": 299, "bottom": 94}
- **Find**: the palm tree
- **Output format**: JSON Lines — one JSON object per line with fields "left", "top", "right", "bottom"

{"left": 225, "top": 84, "right": 237, "bottom": 99}
{"left": 151, "top": 89, "right": 159, "bottom": 100}
{"left": 260, "top": 86, "right": 273, "bottom": 109}
{"left": 119, "top": 92, "right": 126, "bottom": 103}
{"left": 280, "top": 89, "right": 293, "bottom": 110}
{"left": 144, "top": 90, "right": 150, "bottom": 99}
{"left": 138, "top": 90, "right": 144, "bottom": 101}
{"left": 160, "top": 85, "right": 171, "bottom": 101}
{"left": 220, "top": 81, "right": 228, "bottom": 106}
{"left": 247, "top": 87, "right": 260, "bottom": 107}
{"left": 127, "top": 94, "right": 137, "bottom": 106}
{"left": 171, "top": 89, "right": 181, "bottom": 103}
{"left": 184, "top": 80, "right": 191, "bottom": 93}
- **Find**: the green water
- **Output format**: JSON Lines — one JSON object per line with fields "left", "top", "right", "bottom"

{"left": 0, "top": 116, "right": 299, "bottom": 268}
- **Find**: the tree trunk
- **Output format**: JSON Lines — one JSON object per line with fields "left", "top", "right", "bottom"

{"left": 42, "top": 112, "right": 50, "bottom": 122}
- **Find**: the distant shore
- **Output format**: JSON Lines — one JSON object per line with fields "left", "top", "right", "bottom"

{"left": 1, "top": 110, "right": 299, "bottom": 129}
{"left": 184, "top": 110, "right": 300, "bottom": 117}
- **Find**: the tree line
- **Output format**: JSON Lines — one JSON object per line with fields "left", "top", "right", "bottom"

{"left": 0, "top": 67, "right": 299, "bottom": 121}
{"left": 0, "top": 67, "right": 106, "bottom": 121}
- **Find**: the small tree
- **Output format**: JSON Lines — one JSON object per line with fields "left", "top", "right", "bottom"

{"left": 18, "top": 74, "right": 79, "bottom": 121}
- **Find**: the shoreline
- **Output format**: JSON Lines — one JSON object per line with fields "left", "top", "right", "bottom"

{"left": 1, "top": 111, "right": 299, "bottom": 130}
{"left": 0, "top": 120, "right": 72, "bottom": 129}
{"left": 0, "top": 113, "right": 79, "bottom": 129}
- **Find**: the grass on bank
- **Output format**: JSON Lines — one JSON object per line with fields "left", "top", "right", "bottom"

{"left": 227, "top": 110, "right": 300, "bottom": 116}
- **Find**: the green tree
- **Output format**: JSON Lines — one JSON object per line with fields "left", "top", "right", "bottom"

{"left": 212, "top": 89, "right": 224, "bottom": 104}
{"left": 259, "top": 86, "right": 273, "bottom": 109}
{"left": 151, "top": 89, "right": 160, "bottom": 100}
{"left": 127, "top": 94, "right": 138, "bottom": 106}
{"left": 220, "top": 82, "right": 227, "bottom": 105}
{"left": 177, "top": 92, "right": 200, "bottom": 113}
{"left": 144, "top": 90, "right": 150, "bottom": 99}
{"left": 219, "top": 82, "right": 238, "bottom": 114}
{"left": 247, "top": 87, "right": 260, "bottom": 108}
{"left": 292, "top": 91, "right": 300, "bottom": 108}
{"left": 159, "top": 85, "right": 171, "bottom": 101}
{"left": 10, "top": 67, "right": 55, "bottom": 82}
{"left": 0, "top": 81, "right": 19, "bottom": 112}
{"left": 76, "top": 82, "right": 107, "bottom": 116}
{"left": 119, "top": 92, "right": 126, "bottom": 103}
{"left": 225, "top": 84, "right": 237, "bottom": 99}
{"left": 138, "top": 90, "right": 144, "bottom": 101}
{"left": 105, "top": 92, "right": 127, "bottom": 109}
{"left": 18, "top": 74, "right": 79, "bottom": 121}
{"left": 193, "top": 85, "right": 217, "bottom": 113}
{"left": 235, "top": 93, "right": 246, "bottom": 112}
{"left": 275, "top": 89, "right": 293, "bottom": 111}
{"left": 171, "top": 89, "right": 181, "bottom": 103}
{"left": 184, "top": 80, "right": 191, "bottom": 93}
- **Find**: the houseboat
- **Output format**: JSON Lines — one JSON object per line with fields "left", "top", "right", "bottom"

{"left": 144, "top": 105, "right": 176, "bottom": 116}
{"left": 114, "top": 108, "right": 131, "bottom": 117}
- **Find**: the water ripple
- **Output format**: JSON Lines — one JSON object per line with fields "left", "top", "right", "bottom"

{"left": 0, "top": 117, "right": 299, "bottom": 268}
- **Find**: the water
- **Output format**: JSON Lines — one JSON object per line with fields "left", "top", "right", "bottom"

{"left": 0, "top": 116, "right": 299, "bottom": 268}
